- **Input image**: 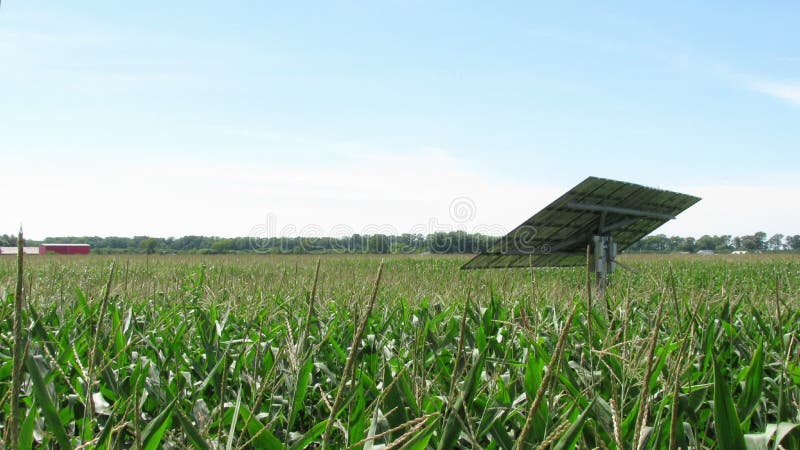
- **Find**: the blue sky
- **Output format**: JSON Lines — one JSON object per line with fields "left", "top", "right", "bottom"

{"left": 2, "top": 1, "right": 799, "bottom": 239}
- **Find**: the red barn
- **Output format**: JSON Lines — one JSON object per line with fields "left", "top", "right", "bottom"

{"left": 39, "top": 244, "right": 90, "bottom": 255}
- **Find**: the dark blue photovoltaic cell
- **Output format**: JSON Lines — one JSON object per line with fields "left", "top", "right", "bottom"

{"left": 461, "top": 177, "right": 700, "bottom": 270}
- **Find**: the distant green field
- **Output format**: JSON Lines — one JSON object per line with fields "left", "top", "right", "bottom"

{"left": 1, "top": 253, "right": 799, "bottom": 448}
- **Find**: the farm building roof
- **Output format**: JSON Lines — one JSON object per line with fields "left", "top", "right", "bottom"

{"left": 40, "top": 243, "right": 90, "bottom": 246}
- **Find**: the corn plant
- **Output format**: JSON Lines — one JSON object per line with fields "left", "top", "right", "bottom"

{"left": 0, "top": 253, "right": 798, "bottom": 448}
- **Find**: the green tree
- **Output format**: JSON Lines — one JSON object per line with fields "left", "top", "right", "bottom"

{"left": 367, "top": 234, "right": 390, "bottom": 254}
{"left": 140, "top": 238, "right": 157, "bottom": 254}
{"left": 212, "top": 239, "right": 234, "bottom": 253}
{"left": 716, "top": 235, "right": 732, "bottom": 252}
{"left": 696, "top": 235, "right": 715, "bottom": 251}
{"left": 755, "top": 231, "right": 767, "bottom": 250}
{"left": 741, "top": 232, "right": 767, "bottom": 252}
{"left": 767, "top": 233, "right": 784, "bottom": 251}
{"left": 679, "top": 237, "right": 696, "bottom": 253}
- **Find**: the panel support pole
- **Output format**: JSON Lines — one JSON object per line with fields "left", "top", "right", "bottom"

{"left": 592, "top": 235, "right": 617, "bottom": 295}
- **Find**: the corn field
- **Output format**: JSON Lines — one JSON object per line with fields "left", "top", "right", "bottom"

{"left": 1, "top": 253, "right": 799, "bottom": 449}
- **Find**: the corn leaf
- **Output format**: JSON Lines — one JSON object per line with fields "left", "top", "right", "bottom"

{"left": 25, "top": 353, "right": 73, "bottom": 450}
{"left": 713, "top": 358, "right": 746, "bottom": 450}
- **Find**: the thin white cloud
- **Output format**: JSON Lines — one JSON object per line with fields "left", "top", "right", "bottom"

{"left": 752, "top": 81, "right": 800, "bottom": 106}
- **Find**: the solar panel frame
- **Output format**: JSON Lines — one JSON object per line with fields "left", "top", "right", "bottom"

{"left": 461, "top": 177, "right": 700, "bottom": 270}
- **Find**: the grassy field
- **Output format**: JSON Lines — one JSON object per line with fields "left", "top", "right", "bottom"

{"left": 1, "top": 253, "right": 799, "bottom": 449}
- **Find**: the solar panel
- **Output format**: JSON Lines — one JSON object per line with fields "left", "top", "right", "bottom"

{"left": 461, "top": 177, "right": 700, "bottom": 270}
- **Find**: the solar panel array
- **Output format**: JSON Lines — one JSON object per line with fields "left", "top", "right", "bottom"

{"left": 461, "top": 176, "right": 700, "bottom": 270}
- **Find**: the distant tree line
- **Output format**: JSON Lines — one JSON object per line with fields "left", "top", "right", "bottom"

{"left": 1, "top": 231, "right": 798, "bottom": 255}
{"left": 626, "top": 232, "right": 800, "bottom": 253}
{"left": 0, "top": 232, "right": 497, "bottom": 255}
